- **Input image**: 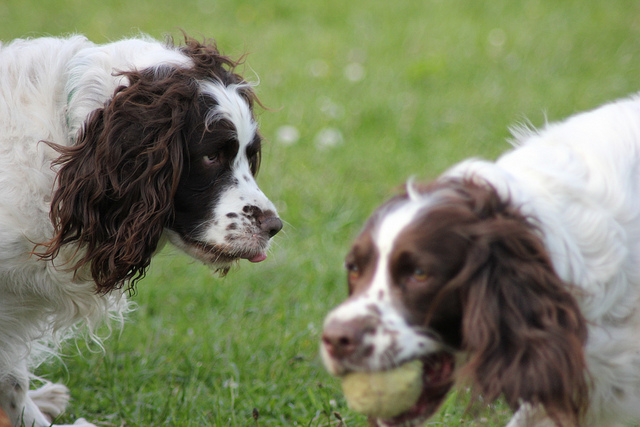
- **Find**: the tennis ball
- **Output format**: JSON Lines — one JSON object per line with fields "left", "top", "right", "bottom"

{"left": 341, "top": 359, "right": 423, "bottom": 419}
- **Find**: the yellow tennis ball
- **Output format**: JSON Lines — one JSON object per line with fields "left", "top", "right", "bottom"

{"left": 341, "top": 360, "right": 423, "bottom": 419}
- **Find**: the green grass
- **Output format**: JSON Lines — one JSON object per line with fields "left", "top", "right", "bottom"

{"left": 2, "top": 0, "right": 640, "bottom": 425}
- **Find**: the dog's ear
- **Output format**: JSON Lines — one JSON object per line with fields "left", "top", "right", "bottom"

{"left": 40, "top": 68, "right": 194, "bottom": 294}
{"left": 441, "top": 181, "right": 589, "bottom": 426}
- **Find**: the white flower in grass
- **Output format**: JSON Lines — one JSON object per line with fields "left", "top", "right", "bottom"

{"left": 344, "top": 62, "right": 365, "bottom": 82}
{"left": 315, "top": 128, "right": 344, "bottom": 149}
{"left": 318, "top": 97, "right": 345, "bottom": 119}
{"left": 275, "top": 125, "right": 300, "bottom": 146}
{"left": 488, "top": 28, "right": 507, "bottom": 47}
{"left": 308, "top": 59, "right": 329, "bottom": 78}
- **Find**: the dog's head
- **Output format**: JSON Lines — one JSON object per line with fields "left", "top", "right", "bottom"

{"left": 42, "top": 36, "right": 281, "bottom": 293}
{"left": 321, "top": 178, "right": 588, "bottom": 426}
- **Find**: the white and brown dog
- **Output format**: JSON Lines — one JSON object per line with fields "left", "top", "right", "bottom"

{"left": 322, "top": 94, "right": 640, "bottom": 426}
{"left": 0, "top": 34, "right": 281, "bottom": 426}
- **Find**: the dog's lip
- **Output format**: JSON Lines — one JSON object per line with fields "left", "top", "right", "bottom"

{"left": 180, "top": 235, "right": 267, "bottom": 264}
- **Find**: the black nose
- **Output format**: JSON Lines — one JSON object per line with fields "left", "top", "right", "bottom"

{"left": 260, "top": 215, "right": 283, "bottom": 238}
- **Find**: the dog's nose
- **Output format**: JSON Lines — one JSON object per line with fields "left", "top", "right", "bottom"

{"left": 322, "top": 318, "right": 375, "bottom": 360}
{"left": 259, "top": 215, "right": 283, "bottom": 238}
{"left": 249, "top": 207, "right": 282, "bottom": 238}
{"left": 323, "top": 323, "right": 358, "bottom": 359}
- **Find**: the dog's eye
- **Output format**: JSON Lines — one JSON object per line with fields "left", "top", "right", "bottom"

{"left": 345, "top": 262, "right": 360, "bottom": 280}
{"left": 411, "top": 268, "right": 428, "bottom": 283}
{"left": 203, "top": 155, "right": 220, "bottom": 167}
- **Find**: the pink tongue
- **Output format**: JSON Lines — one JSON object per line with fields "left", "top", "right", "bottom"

{"left": 249, "top": 253, "right": 267, "bottom": 263}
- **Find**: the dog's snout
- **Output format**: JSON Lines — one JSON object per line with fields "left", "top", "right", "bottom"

{"left": 244, "top": 205, "right": 283, "bottom": 238}
{"left": 322, "top": 317, "right": 376, "bottom": 360}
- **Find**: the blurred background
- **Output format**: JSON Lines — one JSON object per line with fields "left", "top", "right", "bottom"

{"left": 2, "top": 1, "right": 640, "bottom": 425}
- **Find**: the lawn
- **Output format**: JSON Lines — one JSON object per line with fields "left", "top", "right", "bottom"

{"left": 2, "top": 0, "right": 640, "bottom": 425}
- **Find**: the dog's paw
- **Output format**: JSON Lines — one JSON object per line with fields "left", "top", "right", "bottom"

{"left": 28, "top": 383, "right": 70, "bottom": 420}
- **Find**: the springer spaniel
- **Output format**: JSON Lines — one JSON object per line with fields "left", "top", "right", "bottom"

{"left": 321, "top": 94, "right": 640, "bottom": 426}
{"left": 0, "top": 34, "right": 281, "bottom": 426}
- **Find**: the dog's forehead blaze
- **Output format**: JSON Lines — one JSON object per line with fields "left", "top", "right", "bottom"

{"left": 343, "top": 197, "right": 431, "bottom": 301}
{"left": 372, "top": 197, "right": 435, "bottom": 259}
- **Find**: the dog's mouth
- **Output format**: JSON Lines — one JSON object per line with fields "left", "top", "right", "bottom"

{"left": 168, "top": 233, "right": 269, "bottom": 268}
{"left": 191, "top": 239, "right": 267, "bottom": 263}
{"left": 376, "top": 351, "right": 455, "bottom": 427}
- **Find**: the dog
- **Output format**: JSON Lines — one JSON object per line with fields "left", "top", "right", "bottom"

{"left": 321, "top": 93, "right": 640, "bottom": 426}
{"left": 0, "top": 34, "right": 281, "bottom": 426}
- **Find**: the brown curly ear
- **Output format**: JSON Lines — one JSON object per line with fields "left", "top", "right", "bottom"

{"left": 446, "top": 183, "right": 589, "bottom": 426}
{"left": 40, "top": 67, "right": 195, "bottom": 294}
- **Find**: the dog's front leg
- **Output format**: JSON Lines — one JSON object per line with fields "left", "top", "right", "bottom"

{"left": 0, "top": 364, "right": 94, "bottom": 427}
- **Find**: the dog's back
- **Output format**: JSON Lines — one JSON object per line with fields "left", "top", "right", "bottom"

{"left": 0, "top": 37, "right": 89, "bottom": 136}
